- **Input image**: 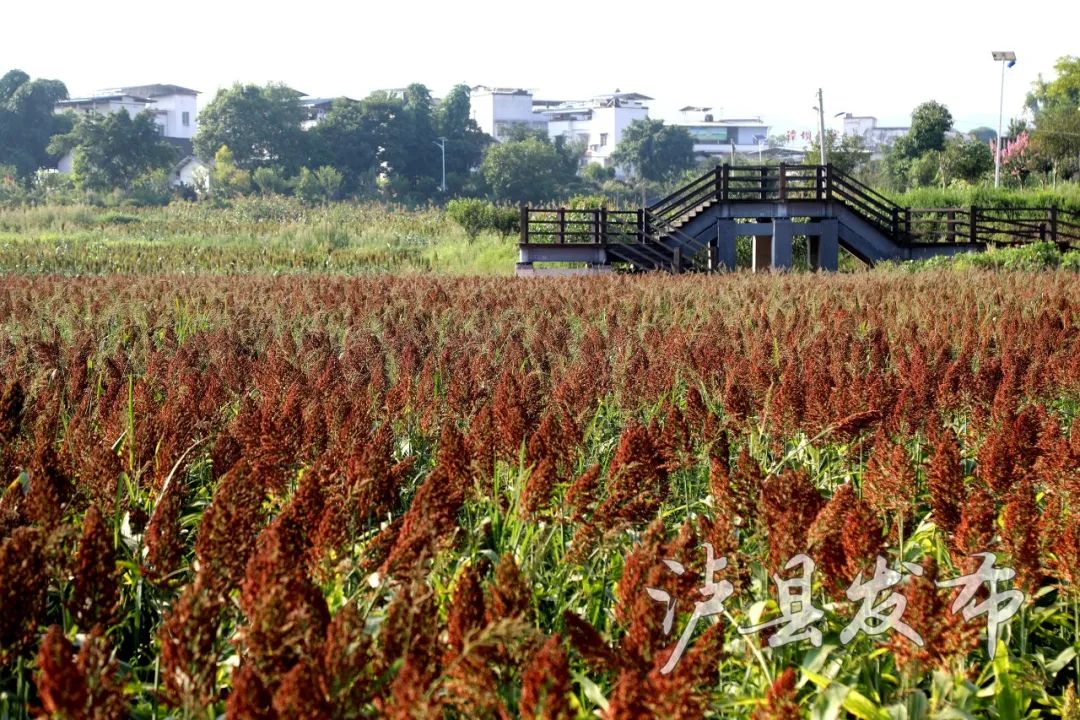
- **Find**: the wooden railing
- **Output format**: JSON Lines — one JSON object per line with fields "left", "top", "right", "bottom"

{"left": 520, "top": 165, "right": 1080, "bottom": 251}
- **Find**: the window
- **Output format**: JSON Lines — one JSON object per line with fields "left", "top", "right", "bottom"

{"left": 182, "top": 111, "right": 190, "bottom": 127}
{"left": 599, "top": 133, "right": 608, "bottom": 147}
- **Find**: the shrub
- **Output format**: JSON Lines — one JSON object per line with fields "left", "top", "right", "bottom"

{"left": 252, "top": 167, "right": 290, "bottom": 196}
{"left": 446, "top": 198, "right": 490, "bottom": 240}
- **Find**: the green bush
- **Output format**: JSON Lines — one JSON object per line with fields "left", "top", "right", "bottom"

{"left": 446, "top": 198, "right": 519, "bottom": 240}
{"left": 252, "top": 167, "right": 290, "bottom": 196}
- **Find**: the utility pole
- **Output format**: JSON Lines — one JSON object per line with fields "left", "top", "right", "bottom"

{"left": 817, "top": 88, "right": 827, "bottom": 166}
{"left": 433, "top": 137, "right": 447, "bottom": 192}
{"left": 992, "top": 51, "right": 1016, "bottom": 189}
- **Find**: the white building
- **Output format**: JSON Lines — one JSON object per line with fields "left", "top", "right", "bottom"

{"left": 841, "top": 114, "right": 908, "bottom": 154}
{"left": 469, "top": 86, "right": 548, "bottom": 141}
{"left": 541, "top": 92, "right": 651, "bottom": 168}
{"left": 54, "top": 84, "right": 202, "bottom": 185}
{"left": 671, "top": 107, "right": 770, "bottom": 160}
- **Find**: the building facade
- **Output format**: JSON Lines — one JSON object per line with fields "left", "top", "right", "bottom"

{"left": 541, "top": 92, "right": 651, "bottom": 169}
{"left": 469, "top": 86, "right": 548, "bottom": 141}
{"left": 671, "top": 107, "right": 770, "bottom": 161}
{"left": 841, "top": 114, "right": 908, "bottom": 154}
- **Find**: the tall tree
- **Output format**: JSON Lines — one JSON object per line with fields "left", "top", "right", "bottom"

{"left": 308, "top": 98, "right": 381, "bottom": 194}
{"left": 0, "top": 69, "right": 71, "bottom": 177}
{"left": 1026, "top": 55, "right": 1080, "bottom": 115}
{"left": 193, "top": 83, "right": 306, "bottom": 173}
{"left": 907, "top": 101, "right": 953, "bottom": 156}
{"left": 48, "top": 110, "right": 175, "bottom": 191}
{"left": 609, "top": 118, "right": 695, "bottom": 183}
{"left": 434, "top": 84, "right": 492, "bottom": 194}
{"left": 804, "top": 130, "right": 870, "bottom": 174}
{"left": 480, "top": 134, "right": 580, "bottom": 203}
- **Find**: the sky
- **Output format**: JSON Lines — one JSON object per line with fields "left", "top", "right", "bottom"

{"left": 4, "top": 0, "right": 1077, "bottom": 139}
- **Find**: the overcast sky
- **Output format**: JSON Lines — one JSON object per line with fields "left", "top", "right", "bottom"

{"left": 5, "top": 0, "right": 1077, "bottom": 138}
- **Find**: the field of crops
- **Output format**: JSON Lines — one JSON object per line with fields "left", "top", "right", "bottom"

{"left": 0, "top": 271, "right": 1078, "bottom": 718}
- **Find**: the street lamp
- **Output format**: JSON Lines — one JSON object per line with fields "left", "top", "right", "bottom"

{"left": 433, "top": 136, "right": 447, "bottom": 192}
{"left": 991, "top": 51, "right": 1016, "bottom": 188}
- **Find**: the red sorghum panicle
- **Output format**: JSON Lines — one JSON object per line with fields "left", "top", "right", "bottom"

{"left": 272, "top": 657, "right": 331, "bottom": 719}
{"left": 760, "top": 469, "right": 826, "bottom": 573}
{"left": 887, "top": 558, "right": 979, "bottom": 674}
{"left": 951, "top": 484, "right": 999, "bottom": 569}
{"left": 486, "top": 553, "right": 533, "bottom": 625}
{"left": 1002, "top": 477, "right": 1042, "bottom": 594}
{"left": 34, "top": 625, "right": 87, "bottom": 716}
{"left": 519, "top": 635, "right": 573, "bottom": 720}
{"left": 322, "top": 602, "right": 373, "bottom": 708}
{"left": 194, "top": 460, "right": 267, "bottom": 595}
{"left": 594, "top": 422, "right": 669, "bottom": 530}
{"left": 520, "top": 456, "right": 559, "bottom": 518}
{"left": 72, "top": 504, "right": 120, "bottom": 629}
{"left": 36, "top": 624, "right": 129, "bottom": 720}
{"left": 752, "top": 667, "right": 801, "bottom": 720}
{"left": 237, "top": 520, "right": 330, "bottom": 689}
{"left": 226, "top": 661, "right": 274, "bottom": 720}
{"left": 446, "top": 563, "right": 486, "bottom": 658}
{"left": 861, "top": 433, "right": 916, "bottom": 520}
{"left": 565, "top": 463, "right": 602, "bottom": 522}
{"left": 158, "top": 577, "right": 225, "bottom": 711}
{"left": 927, "top": 428, "right": 965, "bottom": 535}
{"left": 562, "top": 611, "right": 620, "bottom": 675}
{"left": 0, "top": 526, "right": 47, "bottom": 666}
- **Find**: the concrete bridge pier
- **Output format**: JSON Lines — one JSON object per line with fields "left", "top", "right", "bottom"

{"left": 770, "top": 220, "right": 795, "bottom": 270}
{"left": 808, "top": 219, "right": 839, "bottom": 271}
{"left": 710, "top": 221, "right": 738, "bottom": 271}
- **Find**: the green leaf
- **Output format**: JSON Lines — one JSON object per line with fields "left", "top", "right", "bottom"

{"left": 1047, "top": 646, "right": 1077, "bottom": 676}
{"left": 993, "top": 640, "right": 1020, "bottom": 720}
{"left": 801, "top": 670, "right": 890, "bottom": 720}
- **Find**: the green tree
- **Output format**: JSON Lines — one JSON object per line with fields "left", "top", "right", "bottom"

{"left": 480, "top": 135, "right": 580, "bottom": 203}
{"left": 0, "top": 69, "right": 71, "bottom": 177}
{"left": 209, "top": 145, "right": 252, "bottom": 197}
{"left": 968, "top": 127, "right": 997, "bottom": 145}
{"left": 940, "top": 136, "right": 994, "bottom": 185}
{"left": 435, "top": 84, "right": 492, "bottom": 193}
{"left": 1026, "top": 55, "right": 1080, "bottom": 114}
{"left": 907, "top": 101, "right": 953, "bottom": 155}
{"left": 1030, "top": 104, "right": 1080, "bottom": 178}
{"left": 194, "top": 83, "right": 306, "bottom": 173}
{"left": 308, "top": 98, "right": 380, "bottom": 195}
{"left": 47, "top": 110, "right": 175, "bottom": 191}
{"left": 804, "top": 130, "right": 870, "bottom": 174}
{"left": 609, "top": 118, "right": 695, "bottom": 183}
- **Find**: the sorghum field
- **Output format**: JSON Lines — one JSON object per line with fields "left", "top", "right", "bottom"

{"left": 0, "top": 271, "right": 1078, "bottom": 719}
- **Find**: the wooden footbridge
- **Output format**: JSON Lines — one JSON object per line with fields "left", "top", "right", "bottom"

{"left": 516, "top": 164, "right": 1080, "bottom": 274}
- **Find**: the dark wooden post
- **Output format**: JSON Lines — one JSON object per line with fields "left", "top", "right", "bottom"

{"left": 637, "top": 208, "right": 645, "bottom": 242}
{"left": 714, "top": 165, "right": 723, "bottom": 202}
{"left": 519, "top": 205, "right": 528, "bottom": 244}
{"left": 672, "top": 247, "right": 682, "bottom": 274}
{"left": 946, "top": 210, "right": 956, "bottom": 243}
{"left": 815, "top": 166, "right": 824, "bottom": 201}
{"left": 557, "top": 208, "right": 566, "bottom": 244}
{"left": 890, "top": 207, "right": 899, "bottom": 238}
{"left": 825, "top": 163, "right": 833, "bottom": 201}
{"left": 904, "top": 209, "right": 911, "bottom": 237}
{"left": 1049, "top": 206, "right": 1058, "bottom": 243}
{"left": 759, "top": 166, "right": 768, "bottom": 200}
{"left": 778, "top": 163, "right": 787, "bottom": 201}
{"left": 969, "top": 207, "right": 978, "bottom": 243}
{"left": 721, "top": 164, "right": 730, "bottom": 201}
{"left": 597, "top": 208, "right": 606, "bottom": 244}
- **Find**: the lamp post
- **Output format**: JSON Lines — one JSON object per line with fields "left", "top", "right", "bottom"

{"left": 815, "top": 88, "right": 827, "bottom": 166}
{"left": 991, "top": 51, "right": 1016, "bottom": 189}
{"left": 433, "top": 136, "right": 447, "bottom": 192}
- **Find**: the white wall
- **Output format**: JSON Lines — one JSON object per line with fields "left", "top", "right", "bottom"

{"left": 149, "top": 93, "right": 197, "bottom": 139}
{"left": 471, "top": 90, "right": 547, "bottom": 141}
